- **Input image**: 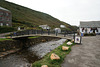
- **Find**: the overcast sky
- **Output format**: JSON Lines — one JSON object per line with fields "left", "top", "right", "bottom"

{"left": 6, "top": 0, "right": 100, "bottom": 26}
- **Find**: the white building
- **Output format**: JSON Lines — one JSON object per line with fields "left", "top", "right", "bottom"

{"left": 18, "top": 26, "right": 21, "bottom": 30}
{"left": 79, "top": 21, "right": 100, "bottom": 34}
{"left": 54, "top": 28, "right": 61, "bottom": 33}
{"left": 39, "top": 25, "right": 50, "bottom": 29}
{"left": 60, "top": 25, "right": 66, "bottom": 28}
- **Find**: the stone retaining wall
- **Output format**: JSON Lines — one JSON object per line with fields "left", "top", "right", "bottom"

{"left": 0, "top": 36, "right": 60, "bottom": 52}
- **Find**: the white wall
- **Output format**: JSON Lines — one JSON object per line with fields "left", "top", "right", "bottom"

{"left": 80, "top": 27, "right": 100, "bottom": 34}
{"left": 97, "top": 28, "right": 100, "bottom": 33}
{"left": 55, "top": 28, "right": 61, "bottom": 33}
{"left": 93, "top": 28, "right": 100, "bottom": 34}
{"left": 80, "top": 28, "right": 90, "bottom": 33}
{"left": 0, "top": 23, "right": 3, "bottom": 26}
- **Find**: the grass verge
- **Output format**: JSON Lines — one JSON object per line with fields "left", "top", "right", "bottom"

{"left": 32, "top": 40, "right": 75, "bottom": 67}
{"left": 0, "top": 38, "right": 12, "bottom": 41}
{"left": 0, "top": 36, "right": 39, "bottom": 41}
{"left": 28, "top": 36, "right": 39, "bottom": 39}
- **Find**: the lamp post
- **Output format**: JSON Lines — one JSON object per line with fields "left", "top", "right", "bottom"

{"left": 64, "top": 30, "right": 66, "bottom": 37}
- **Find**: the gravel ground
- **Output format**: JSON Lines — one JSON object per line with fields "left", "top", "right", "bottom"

{"left": 28, "top": 39, "right": 66, "bottom": 58}
{"left": 61, "top": 35, "right": 100, "bottom": 67}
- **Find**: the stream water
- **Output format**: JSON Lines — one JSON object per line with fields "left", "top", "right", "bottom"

{"left": 0, "top": 39, "right": 66, "bottom": 67}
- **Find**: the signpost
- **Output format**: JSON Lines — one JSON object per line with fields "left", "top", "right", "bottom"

{"left": 73, "top": 32, "right": 82, "bottom": 44}
{"left": 75, "top": 36, "right": 81, "bottom": 44}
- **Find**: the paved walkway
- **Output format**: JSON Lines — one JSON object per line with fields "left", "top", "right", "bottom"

{"left": 61, "top": 35, "right": 100, "bottom": 67}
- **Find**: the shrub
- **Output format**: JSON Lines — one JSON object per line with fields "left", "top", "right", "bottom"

{"left": 84, "top": 33, "right": 96, "bottom": 36}
{"left": 0, "top": 26, "right": 16, "bottom": 34}
{"left": 32, "top": 62, "right": 42, "bottom": 67}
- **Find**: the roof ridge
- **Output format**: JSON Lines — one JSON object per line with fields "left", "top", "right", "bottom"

{"left": 0, "top": 6, "right": 10, "bottom": 11}
{"left": 80, "top": 21, "right": 100, "bottom": 27}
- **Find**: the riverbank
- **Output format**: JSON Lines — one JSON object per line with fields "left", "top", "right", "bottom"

{"left": 0, "top": 36, "right": 60, "bottom": 58}
{"left": 0, "top": 38, "right": 65, "bottom": 67}
{"left": 32, "top": 40, "right": 75, "bottom": 67}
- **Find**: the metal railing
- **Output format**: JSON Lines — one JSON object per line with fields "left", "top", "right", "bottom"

{"left": 12, "top": 29, "right": 77, "bottom": 37}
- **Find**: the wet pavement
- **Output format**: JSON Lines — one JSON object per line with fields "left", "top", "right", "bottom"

{"left": 0, "top": 39, "right": 66, "bottom": 67}
{"left": 61, "top": 35, "right": 100, "bottom": 67}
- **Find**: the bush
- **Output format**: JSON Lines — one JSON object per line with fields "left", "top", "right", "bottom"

{"left": 32, "top": 62, "right": 42, "bottom": 67}
{"left": 0, "top": 26, "right": 16, "bottom": 34}
{"left": 84, "top": 33, "right": 96, "bottom": 36}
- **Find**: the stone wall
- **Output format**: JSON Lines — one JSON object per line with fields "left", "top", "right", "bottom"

{"left": 0, "top": 36, "right": 60, "bottom": 52}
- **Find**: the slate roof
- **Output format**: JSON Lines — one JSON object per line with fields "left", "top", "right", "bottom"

{"left": 0, "top": 6, "right": 10, "bottom": 12}
{"left": 80, "top": 21, "right": 100, "bottom": 28}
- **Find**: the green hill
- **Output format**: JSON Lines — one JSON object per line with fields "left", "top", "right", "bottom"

{"left": 0, "top": 0, "right": 78, "bottom": 31}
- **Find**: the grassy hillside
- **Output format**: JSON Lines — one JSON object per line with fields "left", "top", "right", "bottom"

{"left": 0, "top": 0, "right": 78, "bottom": 31}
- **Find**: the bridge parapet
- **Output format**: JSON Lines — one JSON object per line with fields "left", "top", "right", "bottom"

{"left": 11, "top": 29, "right": 77, "bottom": 40}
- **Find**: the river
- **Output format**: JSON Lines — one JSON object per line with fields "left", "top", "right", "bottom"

{"left": 0, "top": 39, "right": 66, "bottom": 67}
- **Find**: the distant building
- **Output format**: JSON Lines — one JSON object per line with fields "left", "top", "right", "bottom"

{"left": 60, "top": 25, "right": 66, "bottom": 28}
{"left": 39, "top": 25, "right": 50, "bottom": 29}
{"left": 0, "top": 7, "right": 12, "bottom": 26}
{"left": 18, "top": 26, "right": 21, "bottom": 30}
{"left": 79, "top": 21, "right": 100, "bottom": 34}
{"left": 54, "top": 28, "right": 61, "bottom": 33}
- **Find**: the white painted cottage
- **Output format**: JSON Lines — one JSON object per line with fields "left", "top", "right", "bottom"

{"left": 54, "top": 28, "right": 61, "bottom": 33}
{"left": 60, "top": 25, "right": 66, "bottom": 28}
{"left": 79, "top": 21, "right": 100, "bottom": 34}
{"left": 39, "top": 25, "right": 50, "bottom": 29}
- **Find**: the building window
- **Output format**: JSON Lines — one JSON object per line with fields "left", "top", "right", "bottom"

{"left": 0, "top": 12, "right": 3, "bottom": 15}
{"left": 85, "top": 28, "right": 87, "bottom": 33}
{"left": 82, "top": 28, "right": 84, "bottom": 32}
{"left": 6, "top": 13, "right": 8, "bottom": 16}
{"left": 0, "top": 23, "right": 3, "bottom": 26}
{"left": 6, "top": 24, "right": 9, "bottom": 26}
{"left": 96, "top": 28, "right": 98, "bottom": 32}
{"left": 0, "top": 17, "right": 2, "bottom": 20}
